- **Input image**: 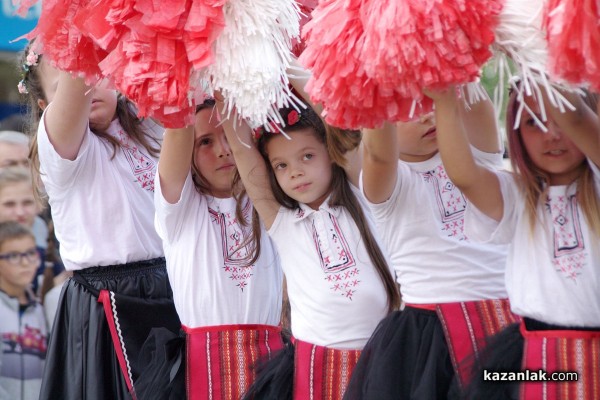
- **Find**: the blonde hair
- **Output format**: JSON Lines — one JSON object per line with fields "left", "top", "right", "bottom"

{"left": 506, "top": 90, "right": 600, "bottom": 237}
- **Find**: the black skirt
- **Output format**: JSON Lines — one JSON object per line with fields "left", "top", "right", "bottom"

{"left": 343, "top": 307, "right": 456, "bottom": 400}
{"left": 462, "top": 322, "right": 522, "bottom": 400}
{"left": 39, "top": 258, "right": 181, "bottom": 400}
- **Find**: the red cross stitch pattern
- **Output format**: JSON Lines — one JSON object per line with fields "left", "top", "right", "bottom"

{"left": 546, "top": 193, "right": 586, "bottom": 281}
{"left": 114, "top": 128, "right": 156, "bottom": 192}
{"left": 209, "top": 201, "right": 255, "bottom": 291}
{"left": 421, "top": 165, "right": 468, "bottom": 240}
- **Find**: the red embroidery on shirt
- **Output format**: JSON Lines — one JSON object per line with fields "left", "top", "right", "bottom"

{"left": 113, "top": 128, "right": 156, "bottom": 192}
{"left": 311, "top": 213, "right": 360, "bottom": 300}
{"left": 209, "top": 200, "right": 254, "bottom": 291}
{"left": 421, "top": 165, "right": 467, "bottom": 240}
{"left": 546, "top": 193, "right": 586, "bottom": 281}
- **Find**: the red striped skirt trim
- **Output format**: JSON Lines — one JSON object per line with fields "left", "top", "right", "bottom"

{"left": 183, "top": 324, "right": 283, "bottom": 400}
{"left": 520, "top": 322, "right": 600, "bottom": 400}
{"left": 435, "top": 298, "right": 521, "bottom": 387}
{"left": 293, "top": 338, "right": 362, "bottom": 400}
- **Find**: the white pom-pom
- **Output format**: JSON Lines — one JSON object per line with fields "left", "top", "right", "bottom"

{"left": 203, "top": 0, "right": 302, "bottom": 128}
{"left": 491, "top": 0, "right": 574, "bottom": 129}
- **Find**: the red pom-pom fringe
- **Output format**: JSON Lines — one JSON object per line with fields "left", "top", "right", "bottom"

{"left": 300, "top": 0, "right": 500, "bottom": 129}
{"left": 25, "top": 0, "right": 106, "bottom": 81}
{"left": 26, "top": 0, "right": 226, "bottom": 127}
{"left": 545, "top": 0, "right": 600, "bottom": 91}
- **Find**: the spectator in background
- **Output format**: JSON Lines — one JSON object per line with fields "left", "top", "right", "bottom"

{"left": 0, "top": 131, "right": 48, "bottom": 251}
{"left": 0, "top": 167, "right": 63, "bottom": 299}
{"left": 0, "top": 221, "right": 47, "bottom": 400}
{"left": 0, "top": 131, "right": 30, "bottom": 169}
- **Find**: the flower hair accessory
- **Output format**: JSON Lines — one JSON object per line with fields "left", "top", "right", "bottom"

{"left": 252, "top": 109, "right": 303, "bottom": 141}
{"left": 287, "top": 110, "right": 300, "bottom": 125}
{"left": 17, "top": 50, "right": 40, "bottom": 95}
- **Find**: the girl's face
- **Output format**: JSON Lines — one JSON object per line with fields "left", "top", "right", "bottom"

{"left": 518, "top": 97, "right": 586, "bottom": 185}
{"left": 37, "top": 59, "right": 118, "bottom": 131}
{"left": 395, "top": 112, "right": 438, "bottom": 162}
{"left": 0, "top": 182, "right": 38, "bottom": 227}
{"left": 193, "top": 108, "right": 236, "bottom": 198}
{"left": 0, "top": 236, "right": 39, "bottom": 297}
{"left": 266, "top": 129, "right": 333, "bottom": 210}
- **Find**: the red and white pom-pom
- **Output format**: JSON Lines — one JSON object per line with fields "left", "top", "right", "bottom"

{"left": 204, "top": 0, "right": 301, "bottom": 127}
{"left": 545, "top": 0, "right": 600, "bottom": 91}
{"left": 300, "top": 0, "right": 432, "bottom": 129}
{"left": 360, "top": 0, "right": 501, "bottom": 100}
{"left": 491, "top": 0, "right": 576, "bottom": 127}
{"left": 24, "top": 0, "right": 106, "bottom": 82}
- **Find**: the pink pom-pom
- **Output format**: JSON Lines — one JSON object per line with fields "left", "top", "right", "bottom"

{"left": 300, "top": 0, "right": 431, "bottom": 129}
{"left": 300, "top": 0, "right": 500, "bottom": 129}
{"left": 361, "top": 0, "right": 501, "bottom": 98}
{"left": 25, "top": 0, "right": 106, "bottom": 81}
{"left": 25, "top": 0, "right": 225, "bottom": 127}
{"left": 93, "top": 0, "right": 225, "bottom": 127}
{"left": 545, "top": 0, "right": 600, "bottom": 91}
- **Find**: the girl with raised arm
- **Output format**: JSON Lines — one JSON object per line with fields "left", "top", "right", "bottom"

{"left": 345, "top": 90, "right": 513, "bottom": 400}
{"left": 432, "top": 86, "right": 600, "bottom": 399}
{"left": 137, "top": 99, "right": 284, "bottom": 400}
{"left": 19, "top": 45, "right": 180, "bottom": 400}
{"left": 217, "top": 98, "right": 400, "bottom": 400}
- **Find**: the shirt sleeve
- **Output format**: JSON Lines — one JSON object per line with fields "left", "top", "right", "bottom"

{"left": 154, "top": 171, "right": 205, "bottom": 244}
{"left": 267, "top": 206, "right": 288, "bottom": 237}
{"left": 464, "top": 171, "right": 520, "bottom": 245}
{"left": 471, "top": 146, "right": 505, "bottom": 170}
{"left": 37, "top": 107, "right": 95, "bottom": 190}
{"left": 360, "top": 163, "right": 408, "bottom": 220}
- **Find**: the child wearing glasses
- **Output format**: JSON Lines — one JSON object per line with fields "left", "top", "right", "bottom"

{"left": 0, "top": 167, "right": 64, "bottom": 299}
{"left": 0, "top": 221, "right": 47, "bottom": 400}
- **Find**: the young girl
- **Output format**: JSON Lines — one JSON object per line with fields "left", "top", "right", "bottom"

{"left": 217, "top": 98, "right": 400, "bottom": 399}
{"left": 19, "top": 46, "right": 181, "bottom": 400}
{"left": 345, "top": 91, "right": 513, "bottom": 400}
{"left": 138, "top": 99, "right": 284, "bottom": 400}
{"left": 0, "top": 222, "right": 47, "bottom": 400}
{"left": 431, "top": 86, "right": 600, "bottom": 399}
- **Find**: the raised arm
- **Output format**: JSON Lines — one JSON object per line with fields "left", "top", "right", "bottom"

{"left": 459, "top": 86, "right": 503, "bottom": 154}
{"left": 158, "top": 125, "right": 194, "bottom": 203}
{"left": 361, "top": 122, "right": 399, "bottom": 204}
{"left": 545, "top": 90, "right": 600, "bottom": 167}
{"left": 430, "top": 89, "right": 504, "bottom": 221}
{"left": 215, "top": 100, "right": 281, "bottom": 229}
{"left": 43, "top": 72, "right": 92, "bottom": 160}
{"left": 287, "top": 57, "right": 323, "bottom": 115}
